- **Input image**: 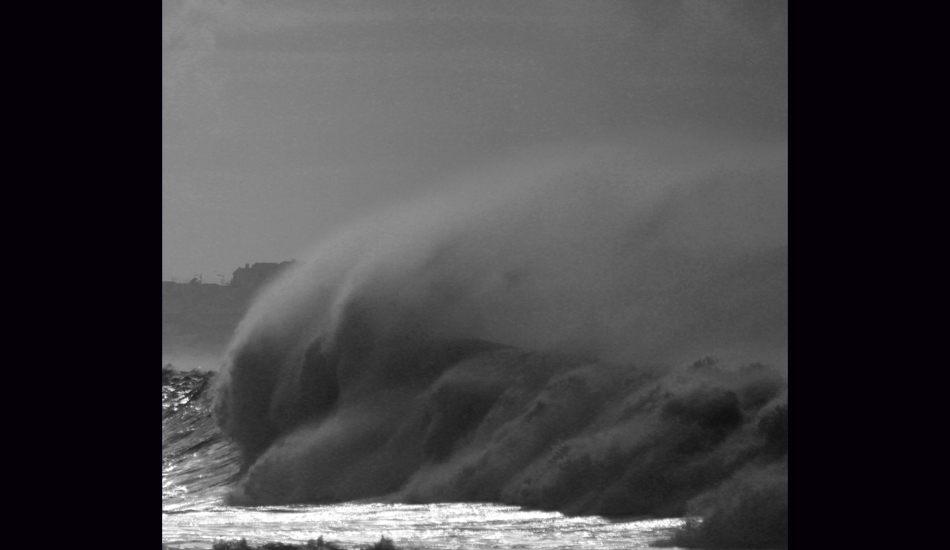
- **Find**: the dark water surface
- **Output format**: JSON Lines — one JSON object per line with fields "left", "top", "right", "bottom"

{"left": 163, "top": 368, "right": 686, "bottom": 549}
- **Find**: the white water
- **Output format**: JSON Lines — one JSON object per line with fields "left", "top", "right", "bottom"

{"left": 162, "top": 501, "right": 687, "bottom": 549}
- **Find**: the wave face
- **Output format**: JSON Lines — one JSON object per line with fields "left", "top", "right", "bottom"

{"left": 163, "top": 367, "right": 241, "bottom": 509}
{"left": 212, "top": 140, "right": 788, "bottom": 547}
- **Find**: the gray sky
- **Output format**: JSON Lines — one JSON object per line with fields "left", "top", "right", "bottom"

{"left": 162, "top": 0, "right": 787, "bottom": 283}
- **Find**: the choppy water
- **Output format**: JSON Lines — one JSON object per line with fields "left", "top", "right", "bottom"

{"left": 163, "top": 502, "right": 686, "bottom": 549}
{"left": 162, "top": 367, "right": 687, "bottom": 549}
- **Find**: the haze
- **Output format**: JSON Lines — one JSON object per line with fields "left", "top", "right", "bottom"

{"left": 162, "top": 0, "right": 787, "bottom": 282}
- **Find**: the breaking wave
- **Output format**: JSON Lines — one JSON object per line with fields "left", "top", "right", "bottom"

{"left": 163, "top": 366, "right": 241, "bottom": 509}
{"left": 212, "top": 139, "right": 788, "bottom": 547}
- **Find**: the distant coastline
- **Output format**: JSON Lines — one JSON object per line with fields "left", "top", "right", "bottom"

{"left": 162, "top": 261, "right": 295, "bottom": 361}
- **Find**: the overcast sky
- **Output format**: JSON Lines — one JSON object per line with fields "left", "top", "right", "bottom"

{"left": 162, "top": 0, "right": 787, "bottom": 283}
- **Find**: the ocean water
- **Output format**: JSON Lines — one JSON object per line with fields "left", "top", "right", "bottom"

{"left": 164, "top": 143, "right": 788, "bottom": 549}
{"left": 162, "top": 383, "right": 786, "bottom": 548}
{"left": 163, "top": 368, "right": 687, "bottom": 549}
{"left": 163, "top": 502, "right": 686, "bottom": 549}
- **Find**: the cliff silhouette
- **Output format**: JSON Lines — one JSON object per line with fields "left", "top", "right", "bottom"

{"left": 162, "top": 261, "right": 295, "bottom": 360}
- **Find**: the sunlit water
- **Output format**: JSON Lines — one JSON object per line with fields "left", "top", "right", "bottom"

{"left": 162, "top": 370, "right": 689, "bottom": 549}
{"left": 162, "top": 500, "right": 686, "bottom": 549}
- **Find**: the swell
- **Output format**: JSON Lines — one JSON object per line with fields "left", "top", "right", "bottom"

{"left": 163, "top": 367, "right": 241, "bottom": 508}
{"left": 211, "top": 141, "right": 788, "bottom": 547}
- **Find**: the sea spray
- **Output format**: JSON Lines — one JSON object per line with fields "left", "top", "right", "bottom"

{"left": 212, "top": 138, "right": 788, "bottom": 547}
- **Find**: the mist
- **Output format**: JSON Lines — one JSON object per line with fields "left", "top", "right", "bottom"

{"left": 212, "top": 133, "right": 787, "bottom": 547}
{"left": 230, "top": 133, "right": 786, "bottom": 376}
{"left": 162, "top": 0, "right": 787, "bottom": 282}
{"left": 164, "top": 1, "right": 789, "bottom": 547}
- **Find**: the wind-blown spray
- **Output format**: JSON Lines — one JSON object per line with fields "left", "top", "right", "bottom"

{"left": 214, "top": 137, "right": 788, "bottom": 547}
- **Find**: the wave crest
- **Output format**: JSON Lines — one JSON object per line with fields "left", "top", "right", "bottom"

{"left": 212, "top": 140, "right": 788, "bottom": 547}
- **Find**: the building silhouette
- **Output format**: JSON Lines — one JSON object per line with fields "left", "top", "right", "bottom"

{"left": 162, "top": 261, "right": 296, "bottom": 357}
